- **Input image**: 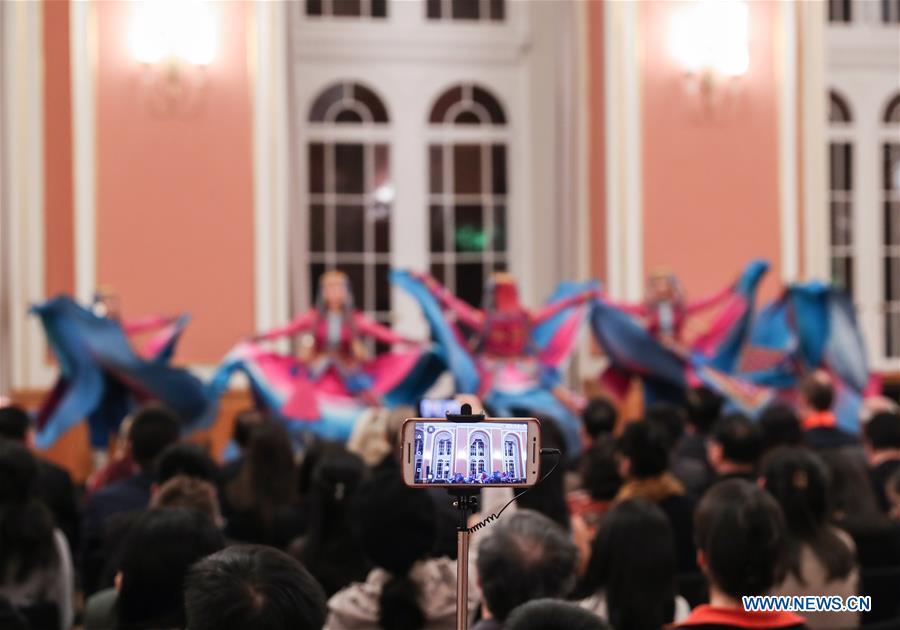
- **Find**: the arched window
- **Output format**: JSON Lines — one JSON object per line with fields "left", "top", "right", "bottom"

{"left": 306, "top": 0, "right": 387, "bottom": 18}
{"left": 432, "top": 431, "right": 453, "bottom": 480}
{"left": 307, "top": 82, "right": 392, "bottom": 350}
{"left": 468, "top": 431, "right": 489, "bottom": 476}
{"left": 414, "top": 429, "right": 424, "bottom": 481}
{"left": 428, "top": 84, "right": 509, "bottom": 305}
{"left": 426, "top": 0, "right": 504, "bottom": 21}
{"left": 828, "top": 90, "right": 854, "bottom": 299}
{"left": 502, "top": 434, "right": 519, "bottom": 479}
{"left": 882, "top": 92, "right": 900, "bottom": 356}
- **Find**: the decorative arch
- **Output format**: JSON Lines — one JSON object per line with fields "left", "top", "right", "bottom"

{"left": 429, "top": 83, "right": 506, "bottom": 125}
{"left": 502, "top": 432, "right": 521, "bottom": 479}
{"left": 309, "top": 81, "right": 389, "bottom": 124}
{"left": 468, "top": 430, "right": 490, "bottom": 476}
{"left": 432, "top": 430, "right": 454, "bottom": 480}
{"left": 828, "top": 90, "right": 852, "bottom": 124}
{"left": 884, "top": 93, "right": 900, "bottom": 125}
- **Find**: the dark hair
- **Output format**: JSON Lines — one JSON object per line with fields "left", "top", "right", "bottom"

{"left": 762, "top": 447, "right": 855, "bottom": 584}
{"left": 818, "top": 450, "right": 886, "bottom": 529}
{"left": 151, "top": 476, "right": 222, "bottom": 524}
{"left": 0, "top": 595, "right": 28, "bottom": 630}
{"left": 185, "top": 545, "right": 327, "bottom": 630}
{"left": 645, "top": 402, "right": 688, "bottom": 449}
{"left": 226, "top": 421, "right": 297, "bottom": 528}
{"left": 579, "top": 438, "right": 621, "bottom": 501}
{"left": 505, "top": 599, "right": 611, "bottom": 630}
{"left": 116, "top": 508, "right": 225, "bottom": 630}
{"left": 582, "top": 398, "right": 618, "bottom": 440}
{"left": 616, "top": 420, "right": 669, "bottom": 479}
{"left": 801, "top": 372, "right": 834, "bottom": 412}
{"left": 0, "top": 406, "right": 29, "bottom": 442}
{"left": 578, "top": 499, "right": 676, "bottom": 630}
{"left": 233, "top": 409, "right": 266, "bottom": 449}
{"left": 864, "top": 411, "right": 900, "bottom": 450}
{"left": 351, "top": 467, "right": 436, "bottom": 630}
{"left": 759, "top": 403, "right": 803, "bottom": 450}
{"left": 156, "top": 443, "right": 217, "bottom": 484}
{"left": 711, "top": 413, "right": 763, "bottom": 466}
{"left": 516, "top": 417, "right": 569, "bottom": 529}
{"left": 686, "top": 386, "right": 723, "bottom": 434}
{"left": 0, "top": 442, "right": 58, "bottom": 582}
{"left": 291, "top": 449, "right": 370, "bottom": 596}
{"left": 128, "top": 404, "right": 181, "bottom": 471}
{"left": 477, "top": 510, "right": 578, "bottom": 621}
{"left": 695, "top": 480, "right": 786, "bottom": 598}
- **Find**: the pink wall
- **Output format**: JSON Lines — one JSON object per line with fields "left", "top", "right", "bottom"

{"left": 640, "top": 0, "right": 783, "bottom": 300}
{"left": 95, "top": 0, "right": 255, "bottom": 363}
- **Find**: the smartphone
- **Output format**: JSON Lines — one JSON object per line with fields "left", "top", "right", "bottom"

{"left": 418, "top": 398, "right": 461, "bottom": 418}
{"left": 400, "top": 417, "right": 541, "bottom": 487}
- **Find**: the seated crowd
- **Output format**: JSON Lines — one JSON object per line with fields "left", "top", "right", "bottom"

{"left": 1, "top": 370, "right": 900, "bottom": 630}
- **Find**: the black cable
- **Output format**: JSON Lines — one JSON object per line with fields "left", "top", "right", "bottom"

{"left": 464, "top": 447, "right": 562, "bottom": 533}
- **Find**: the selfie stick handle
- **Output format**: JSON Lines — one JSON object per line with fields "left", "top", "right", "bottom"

{"left": 446, "top": 403, "right": 484, "bottom": 630}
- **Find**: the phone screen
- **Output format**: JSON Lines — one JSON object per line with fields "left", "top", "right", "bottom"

{"left": 418, "top": 399, "right": 461, "bottom": 418}
{"left": 408, "top": 419, "right": 533, "bottom": 485}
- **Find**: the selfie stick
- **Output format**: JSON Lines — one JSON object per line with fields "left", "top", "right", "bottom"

{"left": 445, "top": 403, "right": 484, "bottom": 630}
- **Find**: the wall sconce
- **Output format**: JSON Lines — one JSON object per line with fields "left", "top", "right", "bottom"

{"left": 669, "top": 0, "right": 749, "bottom": 101}
{"left": 130, "top": 1, "right": 216, "bottom": 115}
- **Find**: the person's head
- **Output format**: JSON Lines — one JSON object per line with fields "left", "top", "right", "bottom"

{"left": 228, "top": 421, "right": 296, "bottom": 517}
{"left": 800, "top": 370, "right": 834, "bottom": 414}
{"left": 150, "top": 475, "right": 223, "bottom": 527}
{"left": 863, "top": 411, "right": 900, "bottom": 455}
{"left": 582, "top": 398, "right": 618, "bottom": 441}
{"left": 185, "top": 545, "right": 327, "bottom": 630}
{"left": 156, "top": 443, "right": 217, "bottom": 484}
{"left": 232, "top": 409, "right": 266, "bottom": 451}
{"left": 645, "top": 402, "right": 688, "bottom": 450}
{"left": 0, "top": 442, "right": 57, "bottom": 582}
{"left": 758, "top": 403, "right": 803, "bottom": 451}
{"left": 762, "top": 447, "right": 855, "bottom": 584}
{"left": 476, "top": 510, "right": 578, "bottom": 622}
{"left": 686, "top": 386, "right": 723, "bottom": 435}
{"left": 615, "top": 420, "right": 669, "bottom": 480}
{"left": 694, "top": 480, "right": 786, "bottom": 600}
{"left": 887, "top": 468, "right": 900, "bottom": 520}
{"left": 115, "top": 508, "right": 225, "bottom": 630}
{"left": 128, "top": 404, "right": 181, "bottom": 472}
{"left": 505, "top": 600, "right": 611, "bottom": 630}
{"left": 579, "top": 438, "right": 621, "bottom": 501}
{"left": 818, "top": 450, "right": 884, "bottom": 525}
{"left": 319, "top": 270, "right": 351, "bottom": 311}
{"left": 351, "top": 467, "right": 437, "bottom": 630}
{"left": 0, "top": 405, "right": 29, "bottom": 443}
{"left": 516, "top": 417, "right": 569, "bottom": 529}
{"left": 487, "top": 272, "right": 521, "bottom": 312}
{"left": 579, "top": 499, "right": 676, "bottom": 630}
{"left": 707, "top": 413, "right": 763, "bottom": 474}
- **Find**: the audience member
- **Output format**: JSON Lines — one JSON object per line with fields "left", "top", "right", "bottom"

{"left": 0, "top": 595, "right": 29, "bottom": 630}
{"left": 678, "top": 480, "right": 806, "bottom": 629}
{"left": 706, "top": 413, "right": 763, "bottom": 484}
{"left": 0, "top": 404, "right": 79, "bottom": 548}
{"left": 81, "top": 404, "right": 181, "bottom": 595}
{"left": 84, "top": 507, "right": 225, "bottom": 630}
{"left": 888, "top": 467, "right": 900, "bottom": 520}
{"left": 758, "top": 403, "right": 804, "bottom": 452}
{"left": 289, "top": 449, "right": 371, "bottom": 596}
{"left": 516, "top": 417, "right": 570, "bottom": 529}
{"left": 863, "top": 411, "right": 900, "bottom": 512}
{"left": 506, "top": 599, "right": 611, "bottom": 630}
{"left": 581, "top": 397, "right": 618, "bottom": 444}
{"left": 185, "top": 545, "right": 327, "bottom": 630}
{"left": 224, "top": 420, "right": 305, "bottom": 547}
{"left": 327, "top": 467, "right": 479, "bottom": 630}
{"left": 615, "top": 419, "right": 696, "bottom": 571}
{"left": 0, "top": 442, "right": 73, "bottom": 630}
{"left": 677, "top": 386, "right": 723, "bottom": 465}
{"left": 221, "top": 409, "right": 266, "bottom": 484}
{"left": 156, "top": 442, "right": 218, "bottom": 484}
{"left": 647, "top": 402, "right": 710, "bottom": 497}
{"left": 86, "top": 416, "right": 137, "bottom": 497}
{"left": 576, "top": 499, "right": 689, "bottom": 629}
{"left": 799, "top": 371, "right": 857, "bottom": 450}
{"left": 347, "top": 406, "right": 414, "bottom": 468}
{"left": 150, "top": 475, "right": 223, "bottom": 527}
{"left": 474, "top": 510, "right": 578, "bottom": 630}
{"left": 568, "top": 438, "right": 621, "bottom": 531}
{"left": 763, "top": 448, "right": 859, "bottom": 630}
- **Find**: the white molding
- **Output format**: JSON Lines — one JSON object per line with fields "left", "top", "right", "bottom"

{"left": 800, "top": 1, "right": 828, "bottom": 280}
{"left": 0, "top": 2, "right": 10, "bottom": 396}
{"left": 604, "top": 0, "right": 643, "bottom": 301}
{"left": 252, "top": 1, "right": 290, "bottom": 338}
{"left": 778, "top": 0, "right": 799, "bottom": 282}
{"left": 71, "top": 0, "right": 96, "bottom": 304}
